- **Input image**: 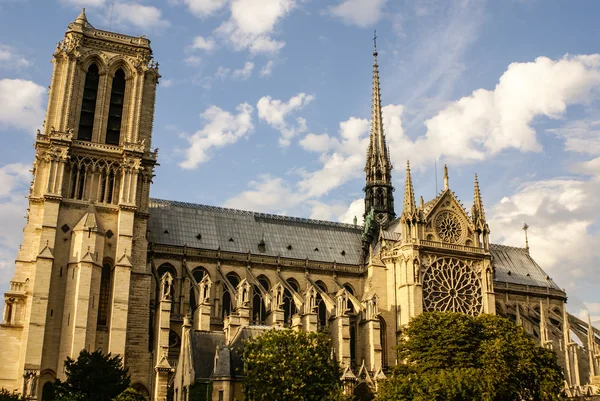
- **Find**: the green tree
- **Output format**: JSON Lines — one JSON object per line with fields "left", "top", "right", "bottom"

{"left": 376, "top": 312, "right": 563, "bottom": 401}
{"left": 243, "top": 329, "right": 342, "bottom": 401}
{"left": 54, "top": 350, "right": 130, "bottom": 401}
{"left": 112, "top": 388, "right": 147, "bottom": 401}
{"left": 0, "top": 388, "right": 22, "bottom": 401}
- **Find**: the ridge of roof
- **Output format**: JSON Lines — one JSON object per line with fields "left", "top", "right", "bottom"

{"left": 149, "top": 198, "right": 363, "bottom": 231}
{"left": 490, "top": 243, "right": 528, "bottom": 252}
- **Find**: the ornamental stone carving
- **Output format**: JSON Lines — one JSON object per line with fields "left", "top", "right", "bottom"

{"left": 422, "top": 257, "right": 483, "bottom": 315}
{"left": 435, "top": 211, "right": 463, "bottom": 243}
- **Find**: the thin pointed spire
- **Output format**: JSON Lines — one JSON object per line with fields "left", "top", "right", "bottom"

{"left": 523, "top": 222, "right": 530, "bottom": 252}
{"left": 364, "top": 31, "right": 395, "bottom": 224}
{"left": 472, "top": 174, "right": 486, "bottom": 227}
{"left": 443, "top": 164, "right": 449, "bottom": 190}
{"left": 403, "top": 161, "right": 416, "bottom": 214}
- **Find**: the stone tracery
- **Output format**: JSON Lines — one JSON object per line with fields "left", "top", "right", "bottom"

{"left": 422, "top": 257, "right": 483, "bottom": 315}
{"left": 435, "top": 211, "right": 463, "bottom": 243}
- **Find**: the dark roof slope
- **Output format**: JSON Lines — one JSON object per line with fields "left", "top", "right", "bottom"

{"left": 189, "top": 331, "right": 225, "bottom": 380}
{"left": 490, "top": 244, "right": 561, "bottom": 290}
{"left": 148, "top": 198, "right": 363, "bottom": 264}
{"left": 148, "top": 199, "right": 560, "bottom": 290}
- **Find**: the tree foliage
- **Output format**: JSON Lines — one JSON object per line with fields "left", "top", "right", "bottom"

{"left": 112, "top": 388, "right": 147, "bottom": 401}
{"left": 243, "top": 329, "right": 343, "bottom": 401}
{"left": 0, "top": 389, "right": 22, "bottom": 401}
{"left": 54, "top": 350, "right": 130, "bottom": 401}
{"left": 376, "top": 312, "right": 563, "bottom": 401}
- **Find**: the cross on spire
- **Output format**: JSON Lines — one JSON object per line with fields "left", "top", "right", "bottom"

{"left": 373, "top": 29, "right": 378, "bottom": 54}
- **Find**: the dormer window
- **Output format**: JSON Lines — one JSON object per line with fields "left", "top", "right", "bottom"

{"left": 78, "top": 63, "right": 99, "bottom": 141}
{"left": 106, "top": 69, "right": 126, "bottom": 145}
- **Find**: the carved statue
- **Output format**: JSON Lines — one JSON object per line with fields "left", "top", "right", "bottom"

{"left": 199, "top": 275, "right": 212, "bottom": 304}
{"left": 161, "top": 272, "right": 173, "bottom": 301}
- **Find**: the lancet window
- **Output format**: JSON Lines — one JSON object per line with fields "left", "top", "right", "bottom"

{"left": 189, "top": 267, "right": 208, "bottom": 312}
{"left": 106, "top": 69, "right": 126, "bottom": 145}
{"left": 315, "top": 281, "right": 328, "bottom": 329}
{"left": 78, "top": 63, "right": 99, "bottom": 141}
{"left": 66, "top": 157, "right": 121, "bottom": 204}
{"left": 283, "top": 278, "right": 299, "bottom": 326}
{"left": 221, "top": 272, "right": 239, "bottom": 319}
{"left": 252, "top": 275, "right": 270, "bottom": 324}
{"left": 97, "top": 262, "right": 112, "bottom": 326}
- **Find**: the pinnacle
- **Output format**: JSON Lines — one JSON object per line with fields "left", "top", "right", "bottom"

{"left": 75, "top": 8, "right": 88, "bottom": 25}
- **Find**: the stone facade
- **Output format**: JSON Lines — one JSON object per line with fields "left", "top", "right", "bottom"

{"left": 1, "top": 11, "right": 599, "bottom": 401}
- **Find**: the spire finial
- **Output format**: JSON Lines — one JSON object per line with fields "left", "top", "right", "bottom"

{"left": 523, "top": 222, "right": 529, "bottom": 251}
{"left": 373, "top": 29, "right": 378, "bottom": 56}
{"left": 402, "top": 160, "right": 416, "bottom": 215}
{"left": 75, "top": 8, "right": 88, "bottom": 25}
{"left": 443, "top": 164, "right": 449, "bottom": 190}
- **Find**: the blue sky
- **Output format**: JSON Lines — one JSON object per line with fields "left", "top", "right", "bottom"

{"left": 0, "top": 0, "right": 599, "bottom": 323}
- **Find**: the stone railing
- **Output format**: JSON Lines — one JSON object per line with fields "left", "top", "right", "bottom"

{"left": 419, "top": 239, "right": 486, "bottom": 254}
{"left": 8, "top": 281, "right": 27, "bottom": 294}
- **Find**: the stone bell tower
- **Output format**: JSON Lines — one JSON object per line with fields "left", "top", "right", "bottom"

{"left": 0, "top": 9, "right": 160, "bottom": 399}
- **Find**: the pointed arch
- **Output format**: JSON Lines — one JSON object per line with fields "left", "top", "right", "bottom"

{"left": 315, "top": 280, "right": 328, "bottom": 329}
{"left": 78, "top": 63, "right": 100, "bottom": 141}
{"left": 106, "top": 68, "right": 126, "bottom": 145}
{"left": 283, "top": 278, "right": 299, "bottom": 326}
{"left": 221, "top": 272, "right": 240, "bottom": 319}
{"left": 189, "top": 267, "right": 209, "bottom": 313}
{"left": 158, "top": 263, "right": 177, "bottom": 312}
{"left": 97, "top": 260, "right": 113, "bottom": 326}
{"left": 252, "top": 275, "right": 270, "bottom": 324}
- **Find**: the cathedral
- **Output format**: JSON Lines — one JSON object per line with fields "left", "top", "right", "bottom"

{"left": 0, "top": 10, "right": 599, "bottom": 401}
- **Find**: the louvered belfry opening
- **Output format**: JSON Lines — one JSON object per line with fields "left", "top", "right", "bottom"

{"left": 78, "top": 63, "right": 99, "bottom": 141}
{"left": 106, "top": 69, "right": 126, "bottom": 145}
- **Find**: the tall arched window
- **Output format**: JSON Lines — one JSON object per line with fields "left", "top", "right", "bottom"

{"left": 252, "top": 276, "right": 270, "bottom": 324}
{"left": 157, "top": 264, "right": 177, "bottom": 312}
{"left": 78, "top": 63, "right": 99, "bottom": 141}
{"left": 315, "top": 281, "right": 328, "bottom": 330}
{"left": 221, "top": 272, "right": 239, "bottom": 319}
{"left": 379, "top": 316, "right": 387, "bottom": 368}
{"left": 97, "top": 262, "right": 112, "bottom": 326}
{"left": 106, "top": 69, "right": 126, "bottom": 145}
{"left": 283, "top": 279, "right": 299, "bottom": 326}
{"left": 189, "top": 267, "right": 208, "bottom": 313}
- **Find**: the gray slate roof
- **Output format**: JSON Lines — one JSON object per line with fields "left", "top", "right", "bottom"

{"left": 148, "top": 198, "right": 363, "bottom": 264}
{"left": 189, "top": 331, "right": 225, "bottom": 380}
{"left": 148, "top": 198, "right": 559, "bottom": 290}
{"left": 490, "top": 244, "right": 561, "bottom": 290}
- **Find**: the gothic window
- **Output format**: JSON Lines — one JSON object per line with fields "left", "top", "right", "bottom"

{"left": 78, "top": 63, "right": 99, "bottom": 141}
{"left": 376, "top": 188, "right": 384, "bottom": 207}
{"left": 283, "top": 278, "right": 299, "bottom": 326}
{"left": 70, "top": 164, "right": 86, "bottom": 200}
{"left": 252, "top": 276, "right": 270, "bottom": 324}
{"left": 343, "top": 283, "right": 356, "bottom": 314}
{"left": 157, "top": 264, "right": 177, "bottom": 312}
{"left": 106, "top": 69, "right": 126, "bottom": 145}
{"left": 97, "top": 262, "right": 112, "bottom": 326}
{"left": 315, "top": 281, "right": 328, "bottom": 329}
{"left": 99, "top": 169, "right": 116, "bottom": 204}
{"left": 189, "top": 267, "right": 208, "bottom": 313}
{"left": 221, "top": 272, "right": 239, "bottom": 319}
{"left": 435, "top": 211, "right": 463, "bottom": 244}
{"left": 379, "top": 316, "right": 387, "bottom": 368}
{"left": 422, "top": 257, "right": 483, "bottom": 316}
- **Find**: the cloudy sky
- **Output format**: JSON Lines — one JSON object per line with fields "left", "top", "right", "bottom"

{"left": 0, "top": 0, "right": 598, "bottom": 324}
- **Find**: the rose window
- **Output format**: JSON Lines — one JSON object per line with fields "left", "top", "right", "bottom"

{"left": 435, "top": 211, "right": 462, "bottom": 243}
{"left": 422, "top": 257, "right": 483, "bottom": 315}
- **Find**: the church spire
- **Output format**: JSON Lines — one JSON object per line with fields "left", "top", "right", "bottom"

{"left": 472, "top": 174, "right": 485, "bottom": 226}
{"left": 402, "top": 161, "right": 416, "bottom": 215}
{"left": 364, "top": 30, "right": 395, "bottom": 225}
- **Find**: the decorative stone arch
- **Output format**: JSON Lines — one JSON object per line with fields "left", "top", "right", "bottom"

{"left": 105, "top": 56, "right": 135, "bottom": 80}
{"left": 314, "top": 280, "right": 328, "bottom": 329}
{"left": 221, "top": 271, "right": 240, "bottom": 318}
{"left": 38, "top": 369, "right": 56, "bottom": 401}
{"left": 283, "top": 278, "right": 300, "bottom": 325}
{"left": 252, "top": 275, "right": 271, "bottom": 324}
{"left": 79, "top": 51, "right": 108, "bottom": 75}
{"left": 157, "top": 263, "right": 177, "bottom": 310}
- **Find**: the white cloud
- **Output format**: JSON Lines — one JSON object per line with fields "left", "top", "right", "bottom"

{"left": 232, "top": 61, "right": 254, "bottom": 80}
{"left": 417, "top": 55, "right": 600, "bottom": 164}
{"left": 0, "top": 163, "right": 30, "bottom": 313}
{"left": 225, "top": 174, "right": 301, "bottom": 211}
{"left": 215, "top": 0, "right": 295, "bottom": 54}
{"left": 489, "top": 176, "right": 600, "bottom": 287}
{"left": 0, "top": 45, "right": 31, "bottom": 69}
{"left": 183, "top": 55, "right": 202, "bottom": 66}
{"left": 260, "top": 60, "right": 274, "bottom": 77}
{"left": 0, "top": 79, "right": 46, "bottom": 132}
{"left": 113, "top": 3, "right": 170, "bottom": 31}
{"left": 180, "top": 103, "right": 254, "bottom": 169}
{"left": 180, "top": 0, "right": 228, "bottom": 17}
{"left": 338, "top": 199, "right": 364, "bottom": 224}
{"left": 549, "top": 119, "right": 600, "bottom": 155}
{"left": 160, "top": 78, "right": 174, "bottom": 88}
{"left": 257, "top": 93, "right": 314, "bottom": 146}
{"left": 327, "top": 0, "right": 386, "bottom": 28}
{"left": 190, "top": 36, "right": 217, "bottom": 51}
{"left": 215, "top": 66, "right": 231, "bottom": 79}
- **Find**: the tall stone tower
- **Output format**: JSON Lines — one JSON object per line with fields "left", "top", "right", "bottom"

{"left": 0, "top": 10, "right": 159, "bottom": 399}
{"left": 364, "top": 36, "right": 395, "bottom": 225}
